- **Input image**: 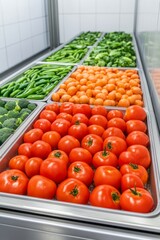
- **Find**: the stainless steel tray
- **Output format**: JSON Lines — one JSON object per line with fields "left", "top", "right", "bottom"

{"left": 0, "top": 103, "right": 160, "bottom": 233}
{"left": 0, "top": 98, "right": 45, "bottom": 158}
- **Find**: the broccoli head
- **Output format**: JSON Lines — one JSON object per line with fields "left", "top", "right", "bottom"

{"left": 17, "top": 99, "right": 30, "bottom": 109}
{"left": 0, "top": 122, "right": 3, "bottom": 128}
{"left": 20, "top": 108, "right": 32, "bottom": 115}
{"left": 5, "top": 101, "right": 21, "bottom": 111}
{"left": 0, "top": 115, "right": 8, "bottom": 123}
{"left": 0, "top": 106, "right": 8, "bottom": 115}
{"left": 0, "top": 127, "right": 14, "bottom": 145}
{"left": 2, "top": 118, "right": 22, "bottom": 130}
{"left": 7, "top": 110, "right": 20, "bottom": 118}
{"left": 0, "top": 99, "right": 6, "bottom": 107}
{"left": 27, "top": 103, "right": 37, "bottom": 111}
{"left": 20, "top": 112, "right": 30, "bottom": 121}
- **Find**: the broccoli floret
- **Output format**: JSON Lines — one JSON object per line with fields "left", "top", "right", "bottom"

{"left": 0, "top": 107, "right": 8, "bottom": 115}
{"left": 27, "top": 103, "right": 37, "bottom": 111}
{"left": 20, "top": 112, "right": 30, "bottom": 121}
{"left": 0, "top": 99, "right": 6, "bottom": 107}
{"left": 0, "top": 115, "right": 8, "bottom": 123}
{"left": 0, "top": 122, "right": 3, "bottom": 128}
{"left": 0, "top": 127, "right": 14, "bottom": 145}
{"left": 17, "top": 99, "right": 30, "bottom": 109}
{"left": 2, "top": 118, "right": 22, "bottom": 130}
{"left": 5, "top": 101, "right": 21, "bottom": 111}
{"left": 20, "top": 108, "right": 32, "bottom": 115}
{"left": 7, "top": 110, "right": 20, "bottom": 118}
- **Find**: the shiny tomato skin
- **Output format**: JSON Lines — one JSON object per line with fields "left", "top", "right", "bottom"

{"left": 120, "top": 188, "right": 154, "bottom": 213}
{"left": 25, "top": 157, "right": 43, "bottom": 178}
{"left": 94, "top": 166, "right": 122, "bottom": 189}
{"left": 127, "top": 145, "right": 151, "bottom": 169}
{"left": 45, "top": 103, "right": 59, "bottom": 114}
{"left": 89, "top": 115, "right": 108, "bottom": 129}
{"left": 56, "top": 178, "right": 90, "bottom": 204}
{"left": 107, "top": 110, "right": 123, "bottom": 120}
{"left": 58, "top": 135, "right": 80, "bottom": 155}
{"left": 90, "top": 185, "right": 121, "bottom": 209}
{"left": 31, "top": 140, "right": 52, "bottom": 159}
{"left": 126, "top": 131, "right": 149, "bottom": 147}
{"left": 33, "top": 119, "right": 51, "bottom": 132}
{"left": 88, "top": 125, "right": 105, "bottom": 137}
{"left": 60, "top": 102, "right": 74, "bottom": 114}
{"left": 42, "top": 131, "right": 61, "bottom": 149}
{"left": 71, "top": 113, "right": 89, "bottom": 125}
{"left": 91, "top": 106, "right": 108, "bottom": 117}
{"left": 18, "top": 143, "right": 32, "bottom": 158}
{"left": 107, "top": 117, "right": 126, "bottom": 132}
{"left": 81, "top": 134, "right": 103, "bottom": 155}
{"left": 124, "top": 105, "right": 147, "bottom": 121}
{"left": 126, "top": 120, "right": 147, "bottom": 134}
{"left": 40, "top": 158, "right": 67, "bottom": 184}
{"left": 102, "top": 127, "right": 125, "bottom": 140}
{"left": 0, "top": 169, "right": 28, "bottom": 195}
{"left": 118, "top": 151, "right": 135, "bottom": 167}
{"left": 120, "top": 163, "right": 148, "bottom": 184}
{"left": 103, "top": 136, "right": 127, "bottom": 156}
{"left": 72, "top": 104, "right": 92, "bottom": 118}
{"left": 23, "top": 128, "right": 43, "bottom": 143}
{"left": 121, "top": 173, "right": 144, "bottom": 192}
{"left": 39, "top": 110, "right": 57, "bottom": 123}
{"left": 56, "top": 112, "right": 72, "bottom": 122}
{"left": 92, "top": 150, "right": 118, "bottom": 168}
{"left": 9, "top": 155, "right": 28, "bottom": 172}
{"left": 67, "top": 161, "right": 94, "bottom": 186}
{"left": 69, "top": 147, "right": 92, "bottom": 165}
{"left": 48, "top": 150, "right": 69, "bottom": 165}
{"left": 51, "top": 118, "right": 71, "bottom": 136}
{"left": 68, "top": 122, "right": 88, "bottom": 141}
{"left": 27, "top": 175, "right": 57, "bottom": 199}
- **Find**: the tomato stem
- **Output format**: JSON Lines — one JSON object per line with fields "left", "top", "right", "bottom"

{"left": 75, "top": 120, "right": 80, "bottom": 125}
{"left": 130, "top": 186, "right": 142, "bottom": 196}
{"left": 102, "top": 147, "right": 109, "bottom": 157}
{"left": 87, "top": 137, "right": 93, "bottom": 146}
{"left": 107, "top": 142, "right": 112, "bottom": 150}
{"left": 11, "top": 175, "right": 19, "bottom": 181}
{"left": 74, "top": 166, "right": 81, "bottom": 173}
{"left": 129, "top": 163, "right": 138, "bottom": 169}
{"left": 112, "top": 192, "right": 120, "bottom": 202}
{"left": 70, "top": 186, "right": 78, "bottom": 196}
{"left": 54, "top": 151, "right": 62, "bottom": 158}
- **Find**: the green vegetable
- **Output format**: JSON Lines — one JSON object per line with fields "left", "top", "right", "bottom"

{"left": 20, "top": 112, "right": 30, "bottom": 121}
{"left": 17, "top": 99, "right": 30, "bottom": 109}
{"left": 0, "top": 99, "right": 6, "bottom": 107}
{"left": 0, "top": 127, "right": 14, "bottom": 145}
{"left": 2, "top": 118, "right": 22, "bottom": 130}
{"left": 27, "top": 103, "right": 37, "bottom": 111}
{"left": 7, "top": 110, "right": 20, "bottom": 118}
{"left": 4, "top": 101, "right": 21, "bottom": 111}
{"left": 0, "top": 107, "right": 8, "bottom": 115}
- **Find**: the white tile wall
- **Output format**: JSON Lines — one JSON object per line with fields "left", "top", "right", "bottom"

{"left": 58, "top": 0, "right": 136, "bottom": 43}
{"left": 137, "top": 13, "right": 158, "bottom": 32}
{"left": 138, "top": 0, "right": 160, "bottom": 13}
{"left": 0, "top": 0, "right": 49, "bottom": 74}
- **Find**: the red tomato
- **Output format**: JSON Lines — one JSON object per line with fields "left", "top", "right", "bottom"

{"left": 48, "top": 150, "right": 69, "bottom": 165}
{"left": 51, "top": 118, "right": 71, "bottom": 136}
{"left": 9, "top": 155, "right": 28, "bottom": 172}
{"left": 18, "top": 143, "right": 32, "bottom": 158}
{"left": 40, "top": 158, "right": 67, "bottom": 184}
{"left": 23, "top": 128, "right": 43, "bottom": 143}
{"left": 103, "top": 136, "right": 127, "bottom": 156}
{"left": 72, "top": 104, "right": 92, "bottom": 118}
{"left": 89, "top": 115, "right": 108, "bottom": 129}
{"left": 127, "top": 145, "right": 151, "bottom": 169}
{"left": 91, "top": 106, "right": 108, "bottom": 117}
{"left": 69, "top": 147, "right": 92, "bottom": 165}
{"left": 58, "top": 135, "right": 80, "bottom": 155}
{"left": 107, "top": 117, "right": 126, "bottom": 132}
{"left": 25, "top": 157, "right": 43, "bottom": 178}
{"left": 124, "top": 105, "right": 147, "bottom": 121}
{"left": 94, "top": 166, "right": 122, "bottom": 189}
{"left": 68, "top": 122, "right": 88, "bottom": 141}
{"left": 31, "top": 140, "right": 52, "bottom": 159}
{"left": 67, "top": 161, "right": 94, "bottom": 186}
{"left": 60, "top": 102, "right": 74, "bottom": 114}
{"left": 42, "top": 131, "right": 61, "bottom": 149}
{"left": 71, "top": 113, "right": 89, "bottom": 125}
{"left": 81, "top": 134, "right": 103, "bottom": 155}
{"left": 56, "top": 178, "right": 90, "bottom": 204}
{"left": 27, "top": 175, "right": 57, "bottom": 199}
{"left": 120, "top": 163, "right": 148, "bottom": 184}
{"left": 126, "top": 120, "right": 147, "bottom": 134}
{"left": 121, "top": 173, "right": 144, "bottom": 192}
{"left": 120, "top": 187, "right": 154, "bottom": 213}
{"left": 56, "top": 112, "right": 72, "bottom": 122}
{"left": 118, "top": 151, "right": 135, "bottom": 167}
{"left": 126, "top": 131, "right": 149, "bottom": 146}
{"left": 0, "top": 169, "right": 28, "bottom": 195}
{"left": 102, "top": 127, "right": 125, "bottom": 140}
{"left": 107, "top": 110, "right": 124, "bottom": 120}
{"left": 90, "top": 185, "right": 121, "bottom": 209}
{"left": 45, "top": 103, "right": 59, "bottom": 114}
{"left": 92, "top": 149, "right": 118, "bottom": 168}
{"left": 33, "top": 119, "right": 51, "bottom": 132}
{"left": 88, "top": 125, "right": 105, "bottom": 137}
{"left": 39, "top": 110, "right": 57, "bottom": 123}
